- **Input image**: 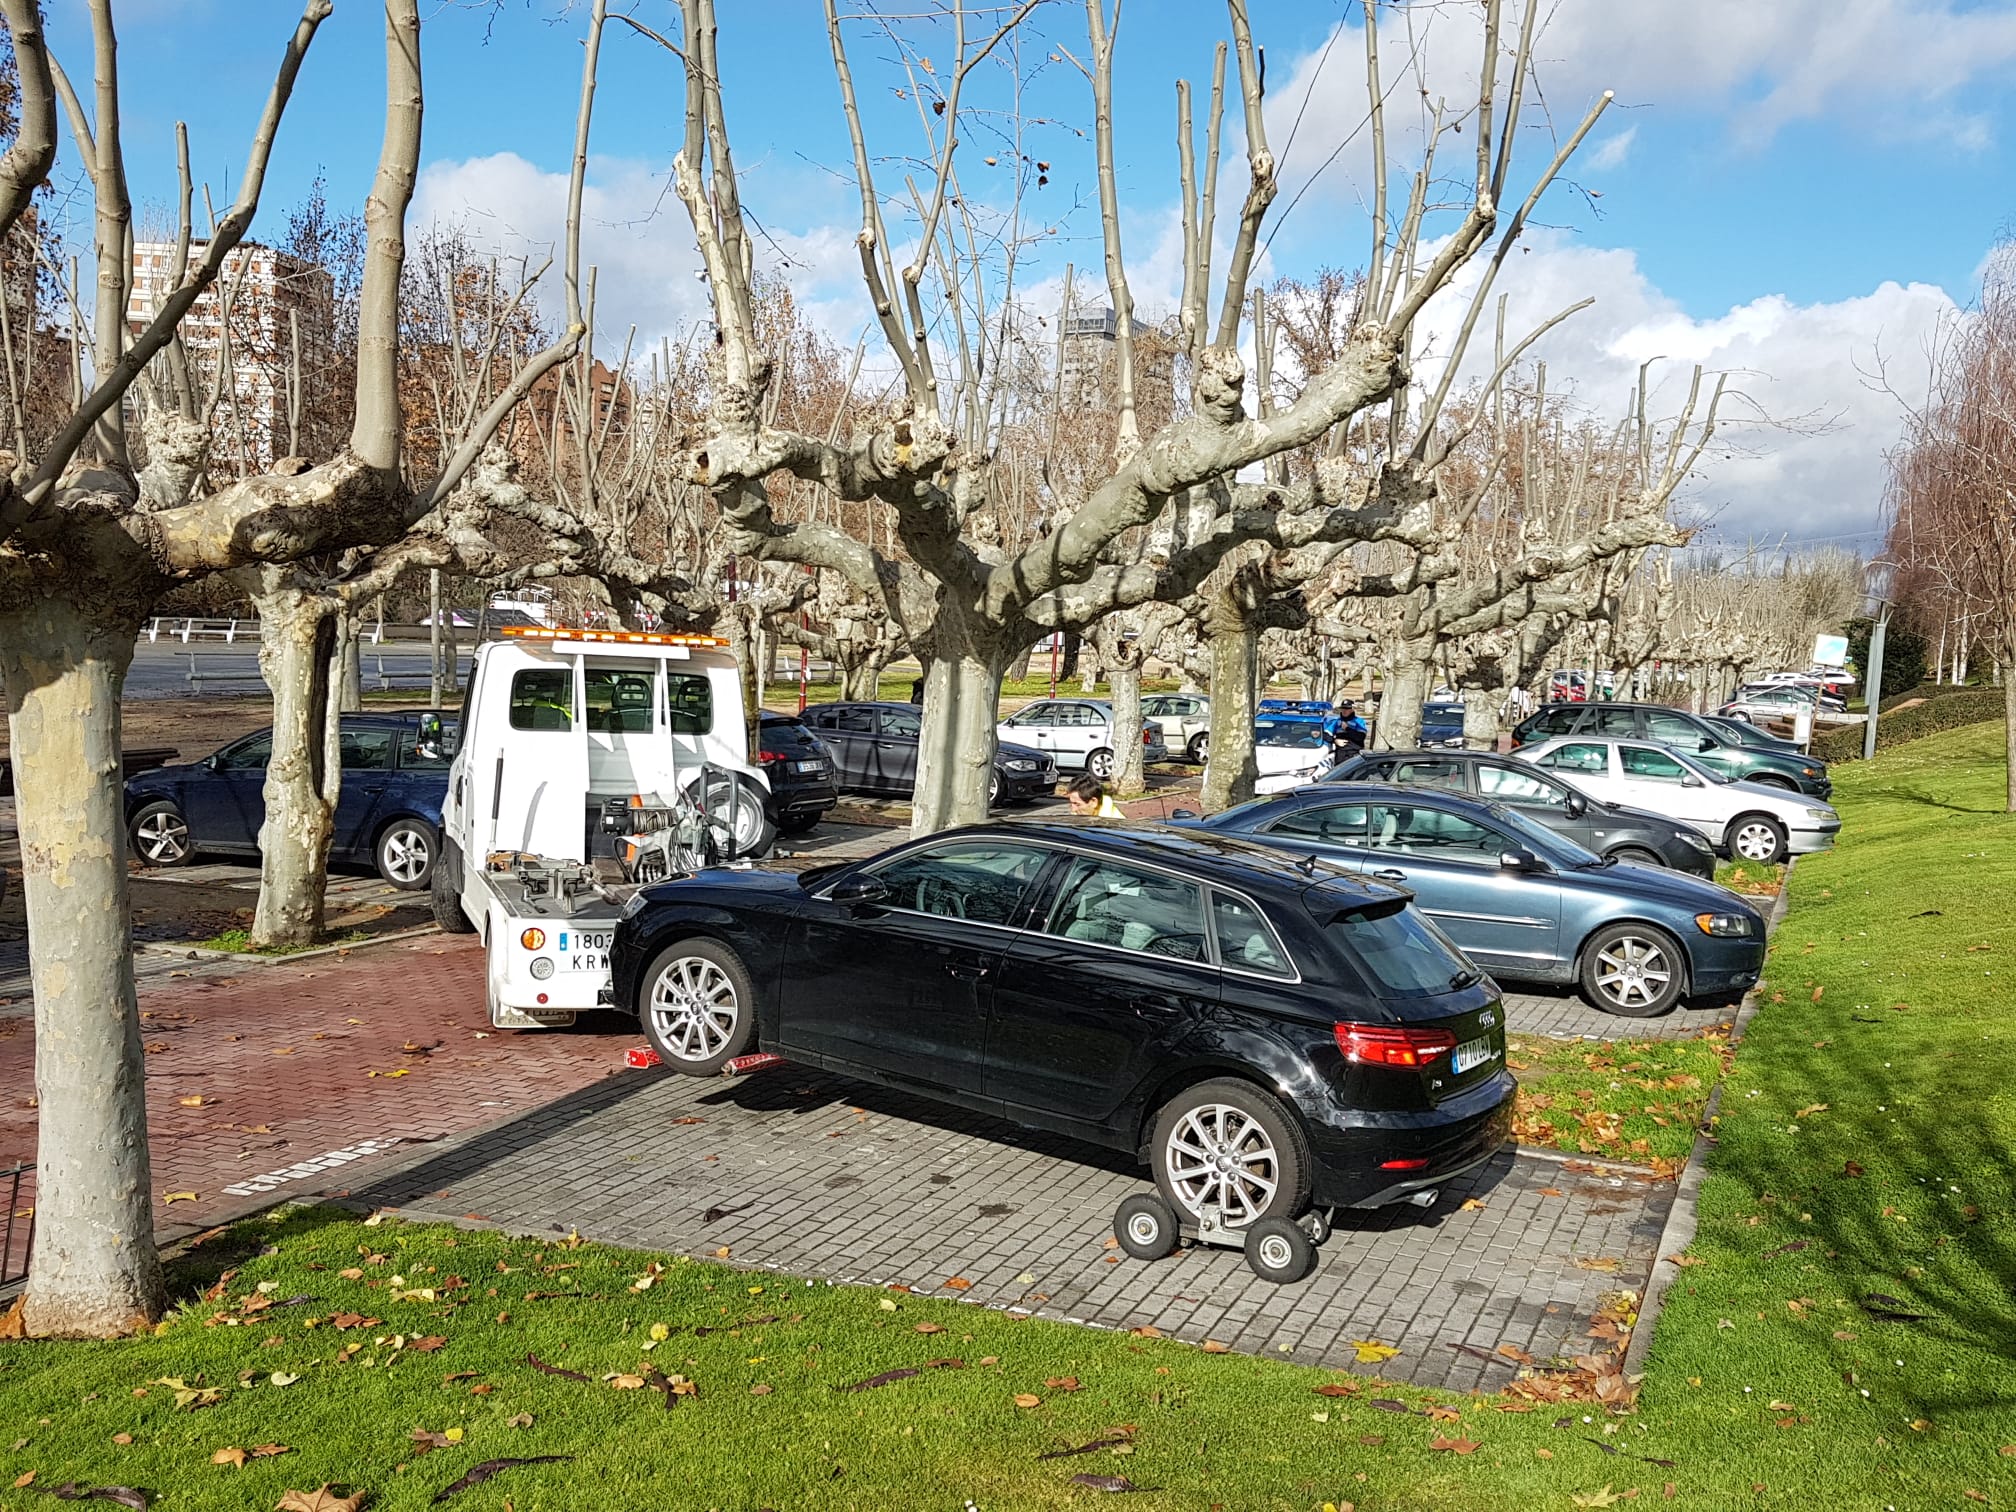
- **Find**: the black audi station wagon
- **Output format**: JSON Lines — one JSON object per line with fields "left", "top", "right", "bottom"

{"left": 612, "top": 823, "right": 1514, "bottom": 1240}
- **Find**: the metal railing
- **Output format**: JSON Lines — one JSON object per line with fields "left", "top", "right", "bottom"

{"left": 0, "top": 1161, "right": 33, "bottom": 1293}
{"left": 147, "top": 616, "right": 257, "bottom": 644}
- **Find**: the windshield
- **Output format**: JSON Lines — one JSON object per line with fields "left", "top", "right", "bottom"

{"left": 1487, "top": 803, "right": 1603, "bottom": 867}
{"left": 1324, "top": 899, "right": 1478, "bottom": 998}
{"left": 1257, "top": 723, "right": 1330, "bottom": 749}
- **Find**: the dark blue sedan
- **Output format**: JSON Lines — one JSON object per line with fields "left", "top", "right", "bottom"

{"left": 124, "top": 713, "right": 454, "bottom": 889}
{"left": 1189, "top": 784, "right": 1766, "bottom": 1017}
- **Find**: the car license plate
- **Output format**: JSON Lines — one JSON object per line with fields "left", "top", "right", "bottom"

{"left": 557, "top": 929, "right": 612, "bottom": 972}
{"left": 793, "top": 759, "right": 829, "bottom": 774}
{"left": 1453, "top": 1036, "right": 1498, "bottom": 1074}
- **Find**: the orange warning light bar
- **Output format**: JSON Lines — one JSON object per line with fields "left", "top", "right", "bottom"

{"left": 498, "top": 626, "right": 728, "bottom": 648}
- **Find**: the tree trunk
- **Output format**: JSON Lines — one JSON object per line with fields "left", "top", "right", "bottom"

{"left": 841, "top": 652, "right": 885, "bottom": 702}
{"left": 2004, "top": 659, "right": 2016, "bottom": 814}
{"left": 250, "top": 583, "right": 341, "bottom": 950}
{"left": 1376, "top": 647, "right": 1433, "bottom": 750}
{"left": 1462, "top": 692, "right": 1501, "bottom": 750}
{"left": 1108, "top": 651, "right": 1146, "bottom": 795}
{"left": 1058, "top": 630, "right": 1082, "bottom": 683}
{"left": 910, "top": 615, "right": 1007, "bottom": 835}
{"left": 1201, "top": 603, "right": 1259, "bottom": 813}
{"left": 336, "top": 626, "right": 363, "bottom": 712}
{"left": 0, "top": 597, "right": 167, "bottom": 1336}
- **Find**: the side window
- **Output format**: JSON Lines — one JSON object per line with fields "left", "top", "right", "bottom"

{"left": 215, "top": 732, "right": 273, "bottom": 770}
{"left": 1367, "top": 803, "right": 1505, "bottom": 861}
{"left": 509, "top": 669, "right": 573, "bottom": 731}
{"left": 1009, "top": 703, "right": 1053, "bottom": 727}
{"left": 585, "top": 668, "right": 656, "bottom": 734}
{"left": 1620, "top": 746, "right": 1687, "bottom": 782}
{"left": 1591, "top": 707, "right": 1637, "bottom": 737}
{"left": 1211, "top": 890, "right": 1292, "bottom": 977}
{"left": 666, "top": 672, "right": 713, "bottom": 735}
{"left": 1536, "top": 707, "right": 1578, "bottom": 736}
{"left": 1476, "top": 764, "right": 1566, "bottom": 807}
{"left": 835, "top": 707, "right": 876, "bottom": 734}
{"left": 337, "top": 728, "right": 394, "bottom": 771}
{"left": 1142, "top": 697, "right": 1168, "bottom": 717}
{"left": 1059, "top": 705, "right": 1096, "bottom": 728}
{"left": 1391, "top": 759, "right": 1466, "bottom": 792}
{"left": 1645, "top": 711, "right": 1700, "bottom": 745}
{"left": 1537, "top": 742, "right": 1608, "bottom": 775}
{"left": 397, "top": 726, "right": 454, "bottom": 771}
{"left": 802, "top": 708, "right": 834, "bottom": 729}
{"left": 1044, "top": 856, "right": 1207, "bottom": 962}
{"left": 879, "top": 708, "right": 922, "bottom": 739}
{"left": 867, "top": 841, "right": 1049, "bottom": 926}
{"left": 1264, "top": 803, "right": 1370, "bottom": 843}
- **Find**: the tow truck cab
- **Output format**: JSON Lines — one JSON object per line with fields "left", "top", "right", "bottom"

{"left": 433, "top": 627, "right": 771, "bottom": 1028}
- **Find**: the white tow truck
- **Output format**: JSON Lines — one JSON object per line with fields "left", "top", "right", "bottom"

{"left": 426, "top": 626, "right": 774, "bottom": 1029}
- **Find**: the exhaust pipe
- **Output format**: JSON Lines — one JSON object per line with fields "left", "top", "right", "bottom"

{"left": 1406, "top": 1188, "right": 1440, "bottom": 1209}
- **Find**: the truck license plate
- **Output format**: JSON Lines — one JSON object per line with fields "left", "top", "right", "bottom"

{"left": 558, "top": 929, "right": 613, "bottom": 971}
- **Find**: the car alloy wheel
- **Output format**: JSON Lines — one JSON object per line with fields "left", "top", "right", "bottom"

{"left": 1590, "top": 931, "right": 1677, "bottom": 1015}
{"left": 1162, "top": 1103, "right": 1281, "bottom": 1227}
{"left": 1732, "top": 816, "right": 1786, "bottom": 863}
{"left": 377, "top": 821, "right": 435, "bottom": 889}
{"left": 132, "top": 804, "right": 192, "bottom": 865}
{"left": 1087, "top": 747, "right": 1115, "bottom": 779}
{"left": 989, "top": 769, "right": 1002, "bottom": 808}
{"left": 648, "top": 954, "right": 740, "bottom": 1064}
{"left": 1187, "top": 732, "right": 1209, "bottom": 763}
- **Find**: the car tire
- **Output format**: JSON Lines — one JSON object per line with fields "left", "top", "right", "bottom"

{"left": 430, "top": 845, "right": 476, "bottom": 933}
{"left": 777, "top": 811, "right": 822, "bottom": 837}
{"left": 1114, "top": 1193, "right": 1181, "bottom": 1262}
{"left": 1729, "top": 711, "right": 1753, "bottom": 723}
{"left": 1187, "top": 732, "right": 1209, "bottom": 763}
{"left": 1608, "top": 846, "right": 1664, "bottom": 868}
{"left": 375, "top": 818, "right": 437, "bottom": 890}
{"left": 686, "top": 772, "right": 777, "bottom": 860}
{"left": 1749, "top": 774, "right": 1796, "bottom": 791}
{"left": 638, "top": 937, "right": 758, "bottom": 1076}
{"left": 1086, "top": 746, "right": 1116, "bottom": 780}
{"left": 129, "top": 801, "right": 195, "bottom": 868}
{"left": 1727, "top": 813, "right": 1787, "bottom": 864}
{"left": 989, "top": 769, "right": 1002, "bottom": 809}
{"left": 1150, "top": 1078, "right": 1311, "bottom": 1230}
{"left": 1579, "top": 922, "right": 1686, "bottom": 1018}
{"left": 1244, "top": 1215, "right": 1319, "bottom": 1284}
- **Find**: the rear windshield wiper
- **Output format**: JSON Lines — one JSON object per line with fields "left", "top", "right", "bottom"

{"left": 1447, "top": 967, "right": 1482, "bottom": 990}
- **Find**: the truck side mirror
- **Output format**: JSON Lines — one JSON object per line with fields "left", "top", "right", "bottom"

{"left": 830, "top": 873, "right": 889, "bottom": 911}
{"left": 417, "top": 712, "right": 445, "bottom": 761}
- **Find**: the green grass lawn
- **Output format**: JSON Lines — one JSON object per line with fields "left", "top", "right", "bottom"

{"left": 1507, "top": 1035, "right": 1722, "bottom": 1169}
{"left": 3, "top": 724, "right": 2011, "bottom": 1509}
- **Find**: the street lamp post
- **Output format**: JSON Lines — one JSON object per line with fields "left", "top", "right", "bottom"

{"left": 1861, "top": 560, "right": 1898, "bottom": 762}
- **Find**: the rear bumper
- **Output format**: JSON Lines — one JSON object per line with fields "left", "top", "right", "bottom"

{"left": 1301, "top": 1071, "right": 1516, "bottom": 1209}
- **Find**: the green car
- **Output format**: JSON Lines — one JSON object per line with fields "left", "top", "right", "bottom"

{"left": 1510, "top": 702, "right": 1831, "bottom": 798}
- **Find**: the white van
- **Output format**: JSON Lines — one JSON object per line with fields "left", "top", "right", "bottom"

{"left": 431, "top": 627, "right": 772, "bottom": 1028}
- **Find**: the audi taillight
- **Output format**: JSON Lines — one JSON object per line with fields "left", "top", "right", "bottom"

{"left": 1334, "top": 1022, "right": 1457, "bottom": 1067}
{"left": 758, "top": 748, "right": 787, "bottom": 764}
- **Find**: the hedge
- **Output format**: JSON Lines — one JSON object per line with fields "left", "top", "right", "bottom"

{"left": 1877, "top": 680, "right": 1988, "bottom": 714}
{"left": 1813, "top": 686, "right": 2006, "bottom": 763}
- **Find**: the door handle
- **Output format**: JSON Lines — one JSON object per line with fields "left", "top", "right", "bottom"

{"left": 946, "top": 960, "right": 991, "bottom": 981}
{"left": 1131, "top": 996, "right": 1182, "bottom": 1019}
{"left": 1371, "top": 868, "right": 1407, "bottom": 883}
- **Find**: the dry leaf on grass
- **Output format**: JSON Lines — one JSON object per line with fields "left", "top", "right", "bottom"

{"left": 1430, "top": 1436, "right": 1480, "bottom": 1454}
{"left": 275, "top": 1491, "right": 365, "bottom": 1512}
{"left": 1012, "top": 1393, "right": 1043, "bottom": 1408}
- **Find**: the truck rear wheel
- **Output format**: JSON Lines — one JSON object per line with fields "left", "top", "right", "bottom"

{"left": 638, "top": 938, "right": 757, "bottom": 1075}
{"left": 687, "top": 772, "right": 776, "bottom": 861}
{"left": 431, "top": 845, "right": 476, "bottom": 933}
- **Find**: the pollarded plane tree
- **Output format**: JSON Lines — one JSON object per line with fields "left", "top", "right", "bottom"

{"left": 660, "top": 0, "right": 1622, "bottom": 833}
{"left": 0, "top": 0, "right": 605, "bottom": 1336}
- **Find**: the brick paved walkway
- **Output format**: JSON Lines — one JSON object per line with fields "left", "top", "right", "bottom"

{"left": 359, "top": 1062, "right": 1673, "bottom": 1392}
{"left": 0, "top": 937, "right": 634, "bottom": 1247}
{"left": 1501, "top": 983, "right": 1736, "bottom": 1041}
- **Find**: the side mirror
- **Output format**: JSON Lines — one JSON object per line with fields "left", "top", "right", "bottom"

{"left": 1169, "top": 808, "right": 1199, "bottom": 821}
{"left": 1698, "top": 738, "right": 1717, "bottom": 752}
{"left": 1564, "top": 793, "right": 1587, "bottom": 817}
{"left": 1498, "top": 847, "right": 1542, "bottom": 873}
{"left": 1681, "top": 772, "right": 1703, "bottom": 788}
{"left": 416, "top": 711, "right": 446, "bottom": 761}
{"left": 830, "top": 873, "right": 889, "bottom": 911}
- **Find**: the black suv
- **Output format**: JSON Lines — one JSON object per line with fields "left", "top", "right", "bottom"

{"left": 1322, "top": 750, "right": 1718, "bottom": 877}
{"left": 756, "top": 713, "right": 840, "bottom": 836}
{"left": 1510, "top": 702, "right": 1830, "bottom": 798}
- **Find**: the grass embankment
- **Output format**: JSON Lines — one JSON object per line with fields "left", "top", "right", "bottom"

{"left": 1, "top": 724, "right": 2010, "bottom": 1509}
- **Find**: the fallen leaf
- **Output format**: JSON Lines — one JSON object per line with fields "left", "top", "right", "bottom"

{"left": 111, "top": 1435, "right": 133, "bottom": 1446}
{"left": 1459, "top": 1197, "right": 1487, "bottom": 1211}
{"left": 1430, "top": 1436, "right": 1480, "bottom": 1454}
{"left": 1013, "top": 1393, "right": 1043, "bottom": 1408}
{"left": 13, "top": 1473, "right": 33, "bottom": 1488}
{"left": 330, "top": 1313, "right": 379, "bottom": 1331}
{"left": 162, "top": 1192, "right": 199, "bottom": 1204}
{"left": 526, "top": 1353, "right": 592, "bottom": 1384}
{"left": 1129, "top": 1325, "right": 1163, "bottom": 1339}
{"left": 608, "top": 1374, "right": 647, "bottom": 1390}
{"left": 1538, "top": 1187, "right": 1565, "bottom": 1198}
{"left": 177, "top": 1096, "right": 209, "bottom": 1108}
{"left": 507, "top": 1413, "right": 534, "bottom": 1428}
{"left": 1200, "top": 1340, "right": 1230, "bottom": 1354}
{"left": 39, "top": 1489, "right": 149, "bottom": 1510}
{"left": 212, "top": 1448, "right": 248, "bottom": 1469}
{"left": 1794, "top": 1103, "right": 1828, "bottom": 1118}
{"left": 408, "top": 1336, "right": 448, "bottom": 1353}
{"left": 1425, "top": 1405, "right": 1462, "bottom": 1423}
{"left": 1313, "top": 1383, "right": 1357, "bottom": 1398}
{"left": 267, "top": 1373, "right": 299, "bottom": 1387}
{"left": 428, "top": 1456, "right": 571, "bottom": 1503}
{"left": 1069, "top": 1473, "right": 1145, "bottom": 1493}
{"left": 942, "top": 1277, "right": 973, "bottom": 1291}
{"left": 1571, "top": 1489, "right": 1623, "bottom": 1509}
{"left": 914, "top": 1321, "right": 945, "bottom": 1335}
{"left": 1046, "top": 1376, "right": 1082, "bottom": 1391}
{"left": 1349, "top": 1340, "right": 1400, "bottom": 1364}
{"left": 1574, "top": 1256, "right": 1622, "bottom": 1273}
{"left": 1037, "top": 1437, "right": 1134, "bottom": 1460}
{"left": 840, "top": 1368, "right": 921, "bottom": 1392}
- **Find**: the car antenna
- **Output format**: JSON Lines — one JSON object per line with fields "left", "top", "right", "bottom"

{"left": 1296, "top": 851, "right": 1319, "bottom": 876}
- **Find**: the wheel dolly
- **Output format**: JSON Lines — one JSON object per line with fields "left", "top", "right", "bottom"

{"left": 1111, "top": 1186, "right": 1437, "bottom": 1284}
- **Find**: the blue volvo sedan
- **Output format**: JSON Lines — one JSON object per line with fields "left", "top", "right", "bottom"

{"left": 124, "top": 713, "right": 454, "bottom": 889}
{"left": 1189, "top": 783, "right": 1766, "bottom": 1017}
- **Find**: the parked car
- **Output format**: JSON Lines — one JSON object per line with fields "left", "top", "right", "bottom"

{"left": 755, "top": 712, "right": 839, "bottom": 835}
{"left": 1509, "top": 701, "right": 1831, "bottom": 797}
{"left": 1252, "top": 720, "right": 1339, "bottom": 794}
{"left": 1259, "top": 698, "right": 1346, "bottom": 738}
{"left": 611, "top": 821, "right": 1515, "bottom": 1229}
{"left": 1191, "top": 784, "right": 1768, "bottom": 1016}
{"left": 804, "top": 701, "right": 1058, "bottom": 807}
{"left": 1142, "top": 693, "right": 1212, "bottom": 763}
{"left": 1547, "top": 670, "right": 1588, "bottom": 703}
{"left": 1419, "top": 701, "right": 1466, "bottom": 747}
{"left": 1322, "top": 750, "right": 1717, "bottom": 877}
{"left": 1513, "top": 734, "right": 1840, "bottom": 864}
{"left": 1701, "top": 713, "right": 1798, "bottom": 752}
{"left": 995, "top": 698, "right": 1169, "bottom": 778}
{"left": 1721, "top": 684, "right": 1841, "bottom": 721}
{"left": 125, "top": 713, "right": 454, "bottom": 888}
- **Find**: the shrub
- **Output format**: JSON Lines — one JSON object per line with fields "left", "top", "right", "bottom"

{"left": 1812, "top": 687, "right": 2004, "bottom": 763}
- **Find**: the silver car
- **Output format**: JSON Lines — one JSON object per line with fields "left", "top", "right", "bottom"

{"left": 1141, "top": 693, "right": 1211, "bottom": 762}
{"left": 996, "top": 698, "right": 1170, "bottom": 778}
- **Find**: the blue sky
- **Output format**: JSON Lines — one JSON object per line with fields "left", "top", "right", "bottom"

{"left": 45, "top": 0, "right": 2016, "bottom": 546}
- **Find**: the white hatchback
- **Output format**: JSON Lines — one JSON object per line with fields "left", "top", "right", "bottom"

{"left": 995, "top": 698, "right": 1169, "bottom": 778}
{"left": 1513, "top": 734, "right": 1840, "bottom": 864}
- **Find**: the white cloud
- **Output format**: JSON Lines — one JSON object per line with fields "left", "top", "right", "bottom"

{"left": 1584, "top": 125, "right": 1637, "bottom": 172}
{"left": 1405, "top": 232, "right": 1961, "bottom": 544}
